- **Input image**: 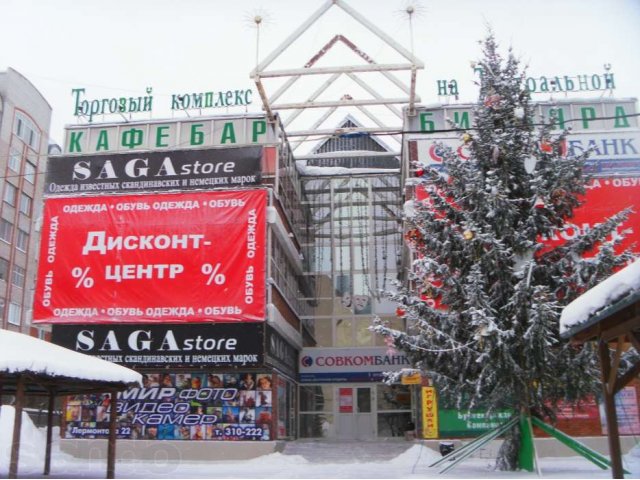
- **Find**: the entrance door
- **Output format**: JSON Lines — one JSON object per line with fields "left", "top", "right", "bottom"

{"left": 336, "top": 386, "right": 375, "bottom": 439}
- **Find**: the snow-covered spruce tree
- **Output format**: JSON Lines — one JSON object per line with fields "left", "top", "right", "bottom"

{"left": 374, "top": 33, "right": 634, "bottom": 470}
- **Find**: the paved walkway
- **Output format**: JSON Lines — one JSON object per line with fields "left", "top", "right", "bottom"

{"left": 281, "top": 440, "right": 416, "bottom": 463}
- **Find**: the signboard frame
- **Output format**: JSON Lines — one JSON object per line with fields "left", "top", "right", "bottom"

{"left": 45, "top": 147, "right": 263, "bottom": 196}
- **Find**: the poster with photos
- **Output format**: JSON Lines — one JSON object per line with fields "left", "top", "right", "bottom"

{"left": 63, "top": 372, "right": 273, "bottom": 441}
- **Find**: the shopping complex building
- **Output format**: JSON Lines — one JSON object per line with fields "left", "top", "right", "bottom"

{"left": 11, "top": 0, "right": 640, "bottom": 453}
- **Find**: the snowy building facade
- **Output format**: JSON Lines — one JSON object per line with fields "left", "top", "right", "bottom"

{"left": 26, "top": 0, "right": 640, "bottom": 449}
{"left": 30, "top": 100, "right": 640, "bottom": 445}
{"left": 36, "top": 114, "right": 308, "bottom": 442}
{"left": 0, "top": 68, "right": 51, "bottom": 337}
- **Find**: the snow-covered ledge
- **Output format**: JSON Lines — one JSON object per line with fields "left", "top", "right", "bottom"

{"left": 560, "top": 259, "right": 640, "bottom": 337}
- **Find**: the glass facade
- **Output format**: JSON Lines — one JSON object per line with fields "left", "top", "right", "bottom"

{"left": 299, "top": 173, "right": 411, "bottom": 438}
{"left": 299, "top": 385, "right": 334, "bottom": 438}
{"left": 299, "top": 384, "right": 413, "bottom": 439}
{"left": 376, "top": 385, "right": 413, "bottom": 438}
{"left": 301, "top": 174, "right": 403, "bottom": 347}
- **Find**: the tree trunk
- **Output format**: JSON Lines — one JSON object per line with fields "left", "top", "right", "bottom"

{"left": 496, "top": 422, "right": 521, "bottom": 471}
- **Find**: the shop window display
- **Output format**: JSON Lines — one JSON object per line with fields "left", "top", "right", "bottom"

{"left": 376, "top": 385, "right": 412, "bottom": 438}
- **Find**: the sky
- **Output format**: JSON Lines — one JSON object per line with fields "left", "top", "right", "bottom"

{"left": 1, "top": 0, "right": 639, "bottom": 147}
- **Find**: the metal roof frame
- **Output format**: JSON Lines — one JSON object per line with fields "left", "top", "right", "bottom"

{"left": 250, "top": 0, "right": 423, "bottom": 156}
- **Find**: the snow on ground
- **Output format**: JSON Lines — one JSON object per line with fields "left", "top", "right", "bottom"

{"left": 1, "top": 405, "right": 639, "bottom": 478}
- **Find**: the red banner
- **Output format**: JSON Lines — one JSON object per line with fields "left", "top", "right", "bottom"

{"left": 540, "top": 177, "right": 639, "bottom": 256}
{"left": 414, "top": 177, "right": 640, "bottom": 257}
{"left": 34, "top": 190, "right": 267, "bottom": 324}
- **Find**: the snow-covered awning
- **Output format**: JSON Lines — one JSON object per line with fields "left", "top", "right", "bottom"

{"left": 0, "top": 329, "right": 141, "bottom": 393}
{"left": 0, "top": 329, "right": 141, "bottom": 479}
{"left": 560, "top": 259, "right": 640, "bottom": 339}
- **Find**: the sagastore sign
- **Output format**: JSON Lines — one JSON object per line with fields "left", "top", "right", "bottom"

{"left": 51, "top": 323, "right": 264, "bottom": 368}
{"left": 45, "top": 147, "right": 263, "bottom": 195}
{"left": 64, "top": 116, "right": 275, "bottom": 154}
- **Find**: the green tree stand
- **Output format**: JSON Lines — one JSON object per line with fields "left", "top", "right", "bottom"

{"left": 430, "top": 414, "right": 629, "bottom": 475}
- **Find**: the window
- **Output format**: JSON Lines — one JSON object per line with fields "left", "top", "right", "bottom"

{"left": 300, "top": 385, "right": 335, "bottom": 438}
{"left": 3, "top": 183, "right": 17, "bottom": 206}
{"left": 0, "top": 258, "right": 8, "bottom": 281}
{"left": 24, "top": 162, "right": 36, "bottom": 184}
{"left": 14, "top": 113, "right": 39, "bottom": 149}
{"left": 16, "top": 229, "right": 28, "bottom": 251}
{"left": 11, "top": 265, "right": 25, "bottom": 287}
{"left": 0, "top": 219, "right": 12, "bottom": 243}
{"left": 15, "top": 117, "right": 22, "bottom": 138}
{"left": 335, "top": 318, "right": 353, "bottom": 347}
{"left": 376, "top": 384, "right": 412, "bottom": 437}
{"left": 9, "top": 147, "right": 21, "bottom": 172}
{"left": 7, "top": 302, "right": 21, "bottom": 326}
{"left": 19, "top": 193, "right": 32, "bottom": 216}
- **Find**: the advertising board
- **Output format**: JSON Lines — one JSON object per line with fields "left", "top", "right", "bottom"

{"left": 51, "top": 323, "right": 264, "bottom": 368}
{"left": 421, "top": 387, "right": 439, "bottom": 439}
{"left": 600, "top": 386, "right": 640, "bottom": 435}
{"left": 438, "top": 409, "right": 512, "bottom": 438}
{"left": 45, "top": 146, "right": 263, "bottom": 196}
{"left": 299, "top": 347, "right": 410, "bottom": 383}
{"left": 539, "top": 177, "right": 639, "bottom": 257}
{"left": 33, "top": 190, "right": 266, "bottom": 324}
{"left": 415, "top": 177, "right": 639, "bottom": 258}
{"left": 63, "top": 371, "right": 274, "bottom": 441}
{"left": 407, "top": 131, "right": 640, "bottom": 176}
{"left": 404, "top": 100, "right": 638, "bottom": 135}
{"left": 64, "top": 116, "right": 275, "bottom": 154}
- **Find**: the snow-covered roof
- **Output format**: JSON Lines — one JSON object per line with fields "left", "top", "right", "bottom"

{"left": 0, "top": 329, "right": 142, "bottom": 385}
{"left": 560, "top": 259, "right": 640, "bottom": 336}
{"left": 311, "top": 114, "right": 397, "bottom": 154}
{"left": 296, "top": 163, "right": 399, "bottom": 176}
